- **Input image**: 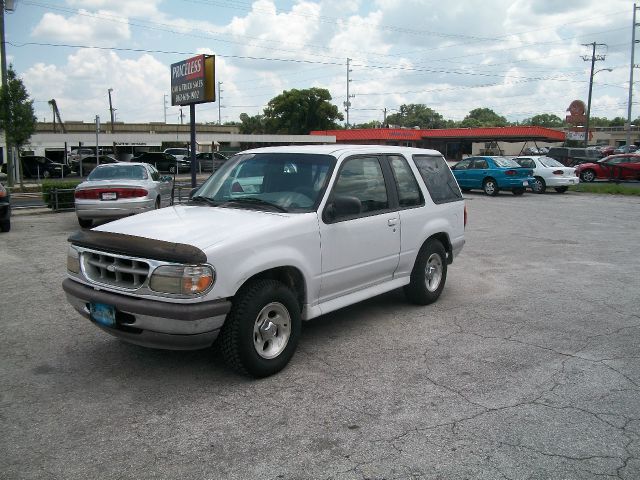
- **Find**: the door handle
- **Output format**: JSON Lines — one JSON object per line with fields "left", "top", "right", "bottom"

{"left": 388, "top": 218, "right": 398, "bottom": 227}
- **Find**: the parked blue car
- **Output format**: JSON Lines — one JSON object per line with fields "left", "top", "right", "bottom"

{"left": 451, "top": 156, "right": 535, "bottom": 196}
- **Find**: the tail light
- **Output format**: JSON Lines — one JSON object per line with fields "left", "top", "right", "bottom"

{"left": 505, "top": 170, "right": 516, "bottom": 176}
{"left": 552, "top": 170, "right": 564, "bottom": 175}
{"left": 464, "top": 204, "right": 467, "bottom": 228}
{"left": 75, "top": 188, "right": 148, "bottom": 199}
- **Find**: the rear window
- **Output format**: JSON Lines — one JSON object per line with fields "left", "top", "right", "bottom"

{"left": 413, "top": 155, "right": 462, "bottom": 204}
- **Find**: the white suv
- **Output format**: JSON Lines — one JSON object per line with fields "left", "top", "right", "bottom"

{"left": 63, "top": 145, "right": 466, "bottom": 377}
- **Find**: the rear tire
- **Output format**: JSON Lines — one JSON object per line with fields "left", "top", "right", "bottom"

{"left": 78, "top": 218, "right": 93, "bottom": 228}
{"left": 0, "top": 219, "right": 10, "bottom": 232}
{"left": 404, "top": 239, "right": 447, "bottom": 305}
{"left": 219, "top": 279, "right": 301, "bottom": 378}
{"left": 482, "top": 178, "right": 499, "bottom": 196}
{"left": 532, "top": 177, "right": 546, "bottom": 193}
{"left": 580, "top": 169, "right": 596, "bottom": 182}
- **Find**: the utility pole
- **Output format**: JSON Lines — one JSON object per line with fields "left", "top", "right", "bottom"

{"left": 1, "top": 0, "right": 14, "bottom": 186}
{"left": 382, "top": 108, "right": 387, "bottom": 127}
{"left": 179, "top": 108, "right": 184, "bottom": 125}
{"left": 344, "top": 58, "right": 355, "bottom": 128}
{"left": 107, "top": 88, "right": 115, "bottom": 133}
{"left": 218, "top": 81, "right": 223, "bottom": 125}
{"left": 581, "top": 42, "right": 607, "bottom": 147}
{"left": 627, "top": 4, "right": 640, "bottom": 149}
{"left": 163, "top": 94, "right": 168, "bottom": 123}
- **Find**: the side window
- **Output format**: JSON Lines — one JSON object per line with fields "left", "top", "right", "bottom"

{"left": 332, "top": 156, "right": 389, "bottom": 215}
{"left": 388, "top": 155, "right": 423, "bottom": 208}
{"left": 454, "top": 159, "right": 471, "bottom": 170}
{"left": 149, "top": 166, "right": 160, "bottom": 181}
{"left": 472, "top": 159, "right": 488, "bottom": 169}
{"left": 413, "top": 155, "right": 463, "bottom": 204}
{"left": 519, "top": 159, "right": 534, "bottom": 168}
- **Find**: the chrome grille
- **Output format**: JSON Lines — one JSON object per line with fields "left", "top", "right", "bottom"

{"left": 82, "top": 251, "right": 150, "bottom": 290}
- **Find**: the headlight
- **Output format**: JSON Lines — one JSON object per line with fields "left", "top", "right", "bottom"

{"left": 67, "top": 246, "right": 80, "bottom": 274}
{"left": 149, "top": 265, "right": 214, "bottom": 296}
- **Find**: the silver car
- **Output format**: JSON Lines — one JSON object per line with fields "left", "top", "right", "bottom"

{"left": 74, "top": 162, "right": 173, "bottom": 228}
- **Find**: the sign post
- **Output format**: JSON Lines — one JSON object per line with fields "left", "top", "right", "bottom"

{"left": 170, "top": 55, "right": 215, "bottom": 187}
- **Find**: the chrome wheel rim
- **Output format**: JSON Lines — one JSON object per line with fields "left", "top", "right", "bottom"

{"left": 253, "top": 302, "right": 291, "bottom": 359}
{"left": 533, "top": 178, "right": 543, "bottom": 192}
{"left": 425, "top": 253, "right": 443, "bottom": 292}
{"left": 484, "top": 181, "right": 496, "bottom": 195}
{"left": 582, "top": 171, "right": 594, "bottom": 182}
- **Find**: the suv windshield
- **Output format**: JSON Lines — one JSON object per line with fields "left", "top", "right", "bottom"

{"left": 193, "top": 153, "right": 336, "bottom": 212}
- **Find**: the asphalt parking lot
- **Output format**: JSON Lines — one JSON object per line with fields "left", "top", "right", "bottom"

{"left": 1, "top": 191, "right": 639, "bottom": 480}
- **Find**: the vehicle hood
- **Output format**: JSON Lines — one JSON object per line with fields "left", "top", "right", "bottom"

{"left": 93, "top": 204, "right": 291, "bottom": 251}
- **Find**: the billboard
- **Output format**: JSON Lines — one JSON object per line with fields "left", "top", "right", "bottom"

{"left": 170, "top": 55, "right": 215, "bottom": 106}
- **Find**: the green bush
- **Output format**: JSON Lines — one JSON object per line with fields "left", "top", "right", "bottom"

{"left": 42, "top": 180, "right": 82, "bottom": 210}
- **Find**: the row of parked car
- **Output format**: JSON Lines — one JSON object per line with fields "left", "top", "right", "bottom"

{"left": 0, "top": 149, "right": 229, "bottom": 179}
{"left": 451, "top": 152, "right": 640, "bottom": 196}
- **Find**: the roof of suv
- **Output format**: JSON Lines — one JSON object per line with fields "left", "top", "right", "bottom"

{"left": 240, "top": 144, "right": 443, "bottom": 157}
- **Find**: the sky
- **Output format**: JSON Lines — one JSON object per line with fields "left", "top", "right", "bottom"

{"left": 4, "top": 0, "right": 638, "bottom": 127}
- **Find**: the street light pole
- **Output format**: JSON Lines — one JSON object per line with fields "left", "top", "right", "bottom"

{"left": 626, "top": 4, "right": 639, "bottom": 149}
{"left": 108, "top": 88, "right": 115, "bottom": 133}
{"left": 582, "top": 42, "right": 607, "bottom": 147}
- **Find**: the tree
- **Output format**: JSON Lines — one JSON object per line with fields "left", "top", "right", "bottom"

{"left": 385, "top": 104, "right": 450, "bottom": 129}
{"left": 588, "top": 116, "right": 611, "bottom": 127}
{"left": 0, "top": 66, "right": 38, "bottom": 187}
{"left": 263, "top": 88, "right": 343, "bottom": 134}
{"left": 609, "top": 117, "right": 626, "bottom": 127}
{"left": 522, "top": 113, "right": 564, "bottom": 127}
{"left": 460, "top": 108, "right": 508, "bottom": 127}
{"left": 238, "top": 113, "right": 268, "bottom": 134}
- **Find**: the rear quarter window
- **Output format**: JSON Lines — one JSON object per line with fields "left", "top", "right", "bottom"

{"left": 413, "top": 155, "right": 462, "bottom": 204}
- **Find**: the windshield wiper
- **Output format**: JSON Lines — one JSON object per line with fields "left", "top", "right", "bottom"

{"left": 189, "top": 195, "right": 219, "bottom": 206}
{"left": 224, "top": 197, "right": 288, "bottom": 212}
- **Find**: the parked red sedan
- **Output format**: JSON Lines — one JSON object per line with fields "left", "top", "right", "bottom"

{"left": 575, "top": 154, "right": 640, "bottom": 182}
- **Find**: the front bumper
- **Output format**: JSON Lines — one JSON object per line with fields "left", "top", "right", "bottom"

{"left": 62, "top": 278, "right": 231, "bottom": 350}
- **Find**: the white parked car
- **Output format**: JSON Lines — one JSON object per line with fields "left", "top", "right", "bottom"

{"left": 74, "top": 162, "right": 174, "bottom": 228}
{"left": 515, "top": 155, "right": 579, "bottom": 193}
{"left": 163, "top": 148, "right": 191, "bottom": 161}
{"left": 63, "top": 145, "right": 466, "bottom": 377}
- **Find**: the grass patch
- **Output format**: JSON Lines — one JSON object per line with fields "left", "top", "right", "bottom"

{"left": 569, "top": 182, "right": 640, "bottom": 196}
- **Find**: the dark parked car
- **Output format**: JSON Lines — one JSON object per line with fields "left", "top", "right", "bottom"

{"left": 133, "top": 151, "right": 190, "bottom": 173}
{"left": 0, "top": 155, "right": 71, "bottom": 178}
{"left": 0, "top": 181, "right": 10, "bottom": 232}
{"left": 195, "top": 151, "right": 228, "bottom": 172}
{"left": 546, "top": 147, "right": 603, "bottom": 167}
{"left": 70, "top": 155, "right": 118, "bottom": 176}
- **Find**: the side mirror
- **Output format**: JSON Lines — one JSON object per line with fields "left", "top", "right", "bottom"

{"left": 189, "top": 187, "right": 199, "bottom": 199}
{"left": 324, "top": 195, "right": 362, "bottom": 222}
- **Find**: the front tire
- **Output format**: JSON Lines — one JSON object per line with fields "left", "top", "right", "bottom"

{"left": 404, "top": 239, "right": 447, "bottom": 305}
{"left": 483, "top": 178, "right": 499, "bottom": 196}
{"left": 0, "top": 219, "right": 10, "bottom": 232}
{"left": 219, "top": 279, "right": 301, "bottom": 378}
